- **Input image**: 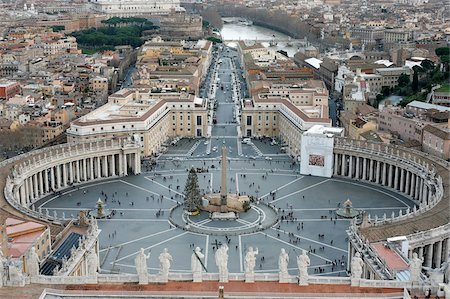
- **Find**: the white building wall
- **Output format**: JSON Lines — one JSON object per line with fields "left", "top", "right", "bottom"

{"left": 300, "top": 125, "right": 343, "bottom": 178}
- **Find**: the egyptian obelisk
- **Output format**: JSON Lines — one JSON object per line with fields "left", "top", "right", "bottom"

{"left": 220, "top": 145, "right": 228, "bottom": 209}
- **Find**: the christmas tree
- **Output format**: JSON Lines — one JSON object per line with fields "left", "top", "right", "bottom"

{"left": 183, "top": 168, "right": 202, "bottom": 212}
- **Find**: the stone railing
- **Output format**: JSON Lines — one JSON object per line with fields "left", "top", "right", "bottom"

{"left": 334, "top": 138, "right": 448, "bottom": 225}
{"left": 407, "top": 223, "right": 450, "bottom": 249}
{"left": 347, "top": 225, "right": 393, "bottom": 280}
{"left": 3, "top": 139, "right": 140, "bottom": 223}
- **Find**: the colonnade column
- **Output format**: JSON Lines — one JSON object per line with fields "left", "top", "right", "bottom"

{"left": 76, "top": 160, "right": 81, "bottom": 183}
{"left": 376, "top": 161, "right": 381, "bottom": 184}
{"left": 422, "top": 184, "right": 428, "bottom": 204}
{"left": 369, "top": 159, "right": 374, "bottom": 181}
{"left": 62, "top": 163, "right": 67, "bottom": 187}
{"left": 394, "top": 166, "right": 399, "bottom": 190}
{"left": 399, "top": 168, "right": 404, "bottom": 192}
{"left": 44, "top": 169, "right": 49, "bottom": 193}
{"left": 355, "top": 157, "right": 360, "bottom": 179}
{"left": 419, "top": 178, "right": 424, "bottom": 202}
{"left": 425, "top": 244, "right": 433, "bottom": 267}
{"left": 103, "top": 156, "right": 108, "bottom": 177}
{"left": 50, "top": 167, "right": 55, "bottom": 190}
{"left": 38, "top": 171, "right": 43, "bottom": 197}
{"left": 382, "top": 163, "right": 387, "bottom": 185}
{"left": 69, "top": 162, "right": 74, "bottom": 184}
{"left": 347, "top": 156, "right": 352, "bottom": 178}
{"left": 83, "top": 159, "right": 87, "bottom": 181}
{"left": 123, "top": 153, "right": 128, "bottom": 176}
{"left": 333, "top": 154, "right": 339, "bottom": 176}
{"left": 388, "top": 164, "right": 393, "bottom": 188}
{"left": 362, "top": 158, "right": 367, "bottom": 181}
{"left": 341, "top": 154, "right": 345, "bottom": 176}
{"left": 111, "top": 154, "right": 116, "bottom": 176}
{"left": 135, "top": 153, "right": 141, "bottom": 174}
{"left": 404, "top": 171, "right": 410, "bottom": 194}
{"left": 95, "top": 157, "right": 100, "bottom": 179}
{"left": 418, "top": 246, "right": 424, "bottom": 260}
{"left": 24, "top": 178, "right": 30, "bottom": 204}
{"left": 33, "top": 174, "right": 38, "bottom": 200}
{"left": 415, "top": 175, "right": 420, "bottom": 200}
{"left": 118, "top": 153, "right": 123, "bottom": 176}
{"left": 19, "top": 184, "right": 26, "bottom": 206}
{"left": 56, "top": 165, "right": 61, "bottom": 189}
{"left": 434, "top": 240, "right": 442, "bottom": 267}
{"left": 89, "top": 158, "right": 94, "bottom": 180}
{"left": 409, "top": 174, "right": 415, "bottom": 198}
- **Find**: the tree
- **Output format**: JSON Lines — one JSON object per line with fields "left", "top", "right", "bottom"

{"left": 412, "top": 70, "right": 419, "bottom": 92}
{"left": 420, "top": 59, "right": 435, "bottom": 71}
{"left": 183, "top": 168, "right": 202, "bottom": 212}
{"left": 397, "top": 73, "right": 410, "bottom": 87}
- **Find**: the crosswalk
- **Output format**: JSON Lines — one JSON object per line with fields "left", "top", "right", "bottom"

{"left": 250, "top": 142, "right": 263, "bottom": 156}
{"left": 186, "top": 140, "right": 201, "bottom": 156}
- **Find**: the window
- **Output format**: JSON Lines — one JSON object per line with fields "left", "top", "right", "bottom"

{"left": 246, "top": 116, "right": 252, "bottom": 126}
{"left": 196, "top": 115, "right": 202, "bottom": 126}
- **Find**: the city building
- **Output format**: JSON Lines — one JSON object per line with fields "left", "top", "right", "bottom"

{"left": 421, "top": 121, "right": 450, "bottom": 160}
{"left": 67, "top": 88, "right": 208, "bottom": 156}
{"left": 90, "top": 0, "right": 181, "bottom": 17}
{"left": 0, "top": 81, "right": 21, "bottom": 100}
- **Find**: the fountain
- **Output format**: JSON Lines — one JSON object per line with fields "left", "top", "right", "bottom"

{"left": 336, "top": 199, "right": 361, "bottom": 218}
{"left": 88, "top": 198, "right": 112, "bottom": 219}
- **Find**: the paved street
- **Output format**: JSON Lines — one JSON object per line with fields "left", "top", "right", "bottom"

{"left": 33, "top": 45, "right": 415, "bottom": 277}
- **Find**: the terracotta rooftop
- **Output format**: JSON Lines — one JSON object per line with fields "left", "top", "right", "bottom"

{"left": 371, "top": 242, "right": 409, "bottom": 272}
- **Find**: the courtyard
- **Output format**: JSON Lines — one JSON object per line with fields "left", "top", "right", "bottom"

{"left": 34, "top": 149, "right": 414, "bottom": 277}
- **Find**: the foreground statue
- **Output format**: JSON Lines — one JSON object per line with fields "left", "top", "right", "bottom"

{"left": 135, "top": 248, "right": 150, "bottom": 284}
{"left": 191, "top": 247, "right": 204, "bottom": 282}
{"left": 351, "top": 252, "right": 364, "bottom": 280}
{"left": 409, "top": 252, "right": 423, "bottom": 282}
{"left": 26, "top": 246, "right": 40, "bottom": 277}
{"left": 279, "top": 248, "right": 290, "bottom": 283}
{"left": 215, "top": 244, "right": 229, "bottom": 283}
{"left": 86, "top": 249, "right": 99, "bottom": 276}
{"left": 159, "top": 248, "right": 173, "bottom": 282}
{"left": 297, "top": 250, "right": 310, "bottom": 285}
{"left": 244, "top": 247, "right": 258, "bottom": 282}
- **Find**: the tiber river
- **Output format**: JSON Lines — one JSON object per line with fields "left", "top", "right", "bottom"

{"left": 220, "top": 21, "right": 301, "bottom": 57}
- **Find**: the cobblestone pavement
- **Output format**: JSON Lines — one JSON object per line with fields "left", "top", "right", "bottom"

{"left": 35, "top": 155, "right": 414, "bottom": 276}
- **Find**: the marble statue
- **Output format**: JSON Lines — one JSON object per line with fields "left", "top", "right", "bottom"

{"left": 297, "top": 250, "right": 310, "bottom": 285}
{"left": 244, "top": 247, "right": 258, "bottom": 275}
{"left": 423, "top": 258, "right": 450, "bottom": 284}
{"left": 191, "top": 247, "right": 204, "bottom": 282}
{"left": 8, "top": 262, "right": 25, "bottom": 286}
{"left": 26, "top": 246, "right": 40, "bottom": 277}
{"left": 351, "top": 252, "right": 364, "bottom": 279}
{"left": 279, "top": 248, "right": 289, "bottom": 282}
{"left": 90, "top": 217, "right": 98, "bottom": 235}
{"left": 0, "top": 247, "right": 5, "bottom": 286}
{"left": 409, "top": 252, "right": 423, "bottom": 282}
{"left": 215, "top": 244, "right": 229, "bottom": 282}
{"left": 444, "top": 259, "right": 450, "bottom": 284}
{"left": 135, "top": 248, "right": 150, "bottom": 284}
{"left": 158, "top": 248, "right": 172, "bottom": 281}
{"left": 86, "top": 249, "right": 99, "bottom": 276}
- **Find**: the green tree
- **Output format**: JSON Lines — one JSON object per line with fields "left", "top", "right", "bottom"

{"left": 412, "top": 70, "right": 419, "bottom": 92}
{"left": 207, "top": 36, "right": 222, "bottom": 43}
{"left": 397, "top": 73, "right": 410, "bottom": 87}
{"left": 420, "top": 59, "right": 435, "bottom": 71}
{"left": 183, "top": 168, "right": 202, "bottom": 212}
